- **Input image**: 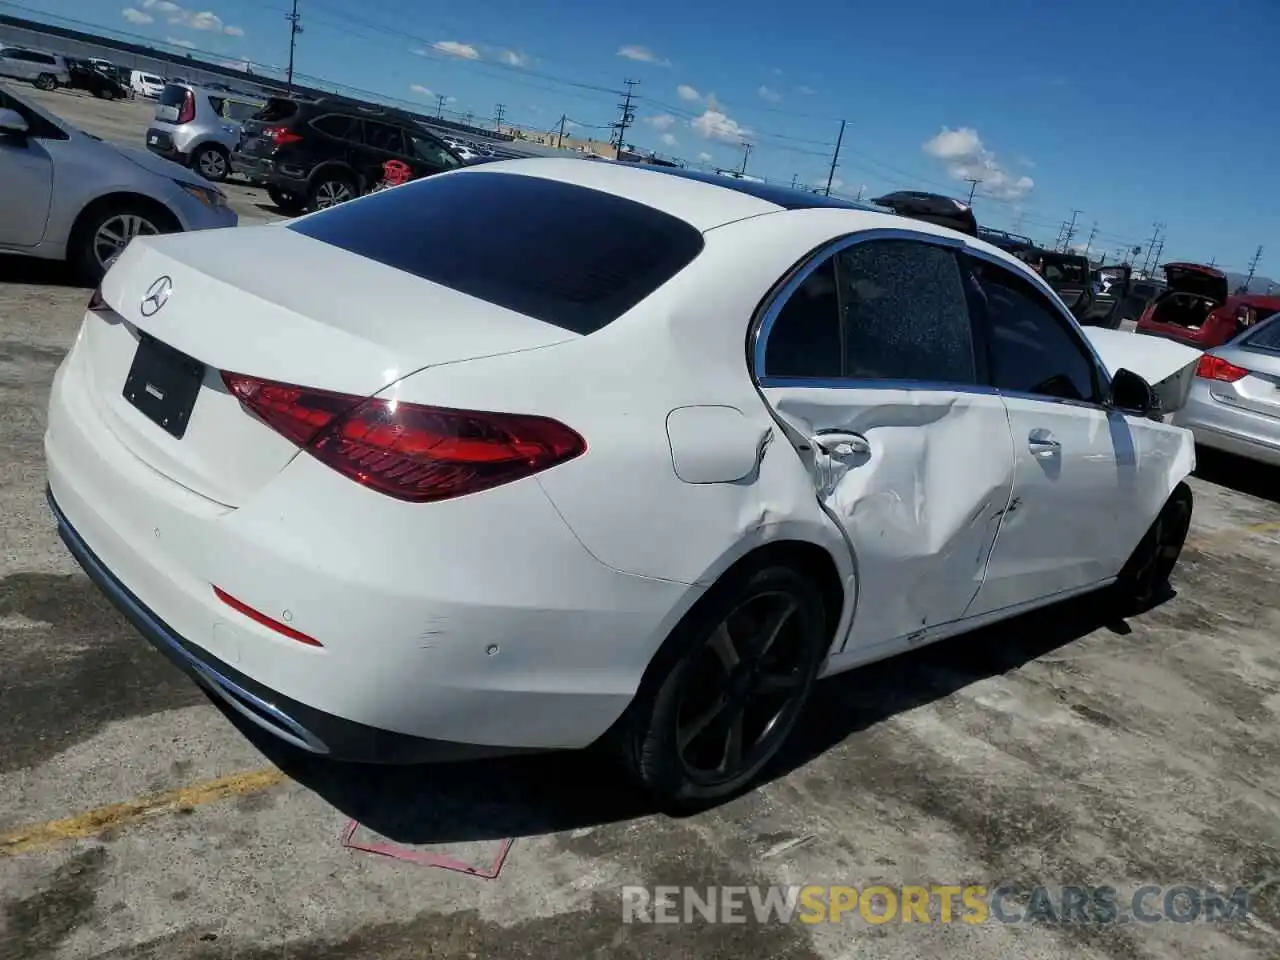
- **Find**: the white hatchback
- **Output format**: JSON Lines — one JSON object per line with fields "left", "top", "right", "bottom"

{"left": 45, "top": 159, "right": 1200, "bottom": 807}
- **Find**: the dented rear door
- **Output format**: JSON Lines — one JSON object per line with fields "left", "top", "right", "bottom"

{"left": 756, "top": 235, "right": 1016, "bottom": 652}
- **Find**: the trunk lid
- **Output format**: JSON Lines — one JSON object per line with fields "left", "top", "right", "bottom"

{"left": 1082, "top": 326, "right": 1203, "bottom": 413}
{"left": 1162, "top": 262, "right": 1228, "bottom": 302}
{"left": 87, "top": 227, "right": 575, "bottom": 506}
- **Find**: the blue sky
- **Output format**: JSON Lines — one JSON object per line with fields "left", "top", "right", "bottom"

{"left": 11, "top": 0, "right": 1279, "bottom": 276}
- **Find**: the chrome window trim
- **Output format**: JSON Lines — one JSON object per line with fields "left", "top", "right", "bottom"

{"left": 750, "top": 228, "right": 1118, "bottom": 414}
{"left": 750, "top": 227, "right": 965, "bottom": 379}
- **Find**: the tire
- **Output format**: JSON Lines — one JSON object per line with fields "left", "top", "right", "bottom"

{"left": 1115, "top": 481, "right": 1193, "bottom": 613}
{"left": 191, "top": 144, "right": 229, "bottom": 183}
{"left": 616, "top": 561, "right": 830, "bottom": 811}
{"left": 34, "top": 73, "right": 57, "bottom": 91}
{"left": 267, "top": 186, "right": 306, "bottom": 215}
{"left": 306, "top": 172, "right": 358, "bottom": 212}
{"left": 70, "top": 201, "right": 176, "bottom": 284}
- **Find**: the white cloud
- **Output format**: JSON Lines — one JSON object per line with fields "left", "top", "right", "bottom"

{"left": 410, "top": 84, "right": 434, "bottom": 97}
{"left": 645, "top": 113, "right": 676, "bottom": 131}
{"left": 676, "top": 84, "right": 700, "bottom": 101}
{"left": 797, "top": 85, "right": 815, "bottom": 95}
{"left": 922, "top": 126, "right": 1034, "bottom": 201}
{"left": 121, "top": 7, "right": 153, "bottom": 24}
{"left": 166, "top": 37, "right": 196, "bottom": 48}
{"left": 433, "top": 40, "right": 481, "bottom": 60}
{"left": 223, "top": 24, "right": 243, "bottom": 36}
{"left": 771, "top": 67, "right": 784, "bottom": 76}
{"left": 447, "top": 95, "right": 457, "bottom": 103}
{"left": 697, "top": 151, "right": 712, "bottom": 162}
{"left": 499, "top": 50, "right": 529, "bottom": 67}
{"left": 757, "top": 85, "right": 781, "bottom": 103}
{"left": 138, "top": 1, "right": 241, "bottom": 35}
{"left": 661, "top": 132, "right": 677, "bottom": 146}
{"left": 692, "top": 108, "right": 749, "bottom": 143}
{"left": 617, "top": 44, "right": 668, "bottom": 65}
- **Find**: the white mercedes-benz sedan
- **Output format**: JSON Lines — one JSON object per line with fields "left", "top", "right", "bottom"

{"left": 45, "top": 158, "right": 1200, "bottom": 807}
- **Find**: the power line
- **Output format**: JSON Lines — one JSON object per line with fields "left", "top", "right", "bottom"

{"left": 285, "top": 0, "right": 302, "bottom": 93}
{"left": 1241, "top": 245, "right": 1264, "bottom": 293}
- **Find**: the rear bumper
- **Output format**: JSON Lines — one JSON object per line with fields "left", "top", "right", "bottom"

{"left": 47, "top": 486, "right": 525, "bottom": 763}
{"left": 231, "top": 154, "right": 306, "bottom": 191}
{"left": 43, "top": 326, "right": 690, "bottom": 756}
{"left": 1173, "top": 381, "right": 1280, "bottom": 467}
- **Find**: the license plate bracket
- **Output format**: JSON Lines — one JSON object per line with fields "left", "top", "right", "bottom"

{"left": 123, "top": 334, "right": 204, "bottom": 439}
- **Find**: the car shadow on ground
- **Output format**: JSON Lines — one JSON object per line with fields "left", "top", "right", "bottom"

{"left": 229, "top": 587, "right": 1140, "bottom": 845}
{"left": 1192, "top": 446, "right": 1280, "bottom": 505}
{"left": 0, "top": 256, "right": 88, "bottom": 289}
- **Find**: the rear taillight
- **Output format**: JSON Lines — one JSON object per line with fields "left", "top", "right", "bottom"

{"left": 177, "top": 89, "right": 195, "bottom": 124}
{"left": 1195, "top": 355, "right": 1248, "bottom": 383}
{"left": 263, "top": 125, "right": 302, "bottom": 146}
{"left": 221, "top": 373, "right": 586, "bottom": 502}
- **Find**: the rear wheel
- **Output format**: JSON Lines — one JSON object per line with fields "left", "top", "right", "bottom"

{"left": 267, "top": 186, "right": 306, "bottom": 215}
{"left": 191, "top": 144, "right": 229, "bottom": 183}
{"left": 1115, "top": 481, "right": 1193, "bottom": 612}
{"left": 617, "top": 562, "right": 829, "bottom": 810}
{"left": 34, "top": 73, "right": 57, "bottom": 91}
{"left": 307, "top": 173, "right": 358, "bottom": 212}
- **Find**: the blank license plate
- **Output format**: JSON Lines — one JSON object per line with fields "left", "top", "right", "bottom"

{"left": 123, "top": 334, "right": 204, "bottom": 439}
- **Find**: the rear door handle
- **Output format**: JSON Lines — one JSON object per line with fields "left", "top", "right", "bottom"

{"left": 1028, "top": 429, "right": 1060, "bottom": 457}
{"left": 812, "top": 431, "right": 871, "bottom": 459}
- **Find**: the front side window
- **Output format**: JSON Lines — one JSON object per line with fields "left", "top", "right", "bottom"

{"left": 835, "top": 239, "right": 977, "bottom": 384}
{"left": 969, "top": 258, "right": 1102, "bottom": 403}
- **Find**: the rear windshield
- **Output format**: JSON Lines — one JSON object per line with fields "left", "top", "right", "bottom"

{"left": 1242, "top": 315, "right": 1280, "bottom": 352}
{"left": 287, "top": 171, "right": 705, "bottom": 335}
{"left": 158, "top": 84, "right": 187, "bottom": 107}
{"left": 224, "top": 100, "right": 260, "bottom": 121}
{"left": 253, "top": 98, "right": 299, "bottom": 122}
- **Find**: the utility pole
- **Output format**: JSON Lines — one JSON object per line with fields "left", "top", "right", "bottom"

{"left": 556, "top": 114, "right": 566, "bottom": 149}
{"left": 823, "top": 119, "right": 846, "bottom": 197}
{"left": 1242, "top": 245, "right": 1264, "bottom": 293}
{"left": 285, "top": 0, "right": 302, "bottom": 93}
{"left": 790, "top": 173, "right": 798, "bottom": 189}
{"left": 1054, "top": 221, "right": 1070, "bottom": 250}
{"left": 1149, "top": 238, "right": 1165, "bottom": 275}
{"left": 435, "top": 94, "right": 445, "bottom": 118}
{"left": 1139, "top": 222, "right": 1164, "bottom": 275}
{"left": 964, "top": 177, "right": 982, "bottom": 204}
{"left": 738, "top": 142, "right": 753, "bottom": 175}
{"left": 612, "top": 79, "right": 639, "bottom": 160}
{"left": 1061, "top": 209, "right": 1083, "bottom": 251}
{"left": 1208, "top": 255, "right": 1216, "bottom": 268}
{"left": 493, "top": 103, "right": 506, "bottom": 131}
{"left": 1083, "top": 223, "right": 1098, "bottom": 258}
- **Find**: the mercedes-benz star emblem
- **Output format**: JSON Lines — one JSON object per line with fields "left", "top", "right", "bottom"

{"left": 140, "top": 276, "right": 172, "bottom": 317}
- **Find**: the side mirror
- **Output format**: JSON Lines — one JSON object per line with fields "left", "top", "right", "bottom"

{"left": 0, "top": 107, "right": 30, "bottom": 137}
{"left": 1111, "top": 368, "right": 1162, "bottom": 419}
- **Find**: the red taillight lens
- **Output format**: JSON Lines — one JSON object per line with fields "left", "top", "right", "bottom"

{"left": 264, "top": 125, "right": 302, "bottom": 146}
{"left": 177, "top": 89, "right": 195, "bottom": 124}
{"left": 1195, "top": 355, "right": 1248, "bottom": 383}
{"left": 221, "top": 373, "right": 586, "bottom": 502}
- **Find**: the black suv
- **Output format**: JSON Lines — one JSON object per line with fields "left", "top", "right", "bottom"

{"left": 232, "top": 96, "right": 463, "bottom": 213}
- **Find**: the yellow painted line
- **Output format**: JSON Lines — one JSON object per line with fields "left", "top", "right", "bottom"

{"left": 0, "top": 767, "right": 286, "bottom": 857}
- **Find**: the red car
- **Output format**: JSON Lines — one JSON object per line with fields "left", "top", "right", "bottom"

{"left": 1136, "top": 262, "right": 1280, "bottom": 348}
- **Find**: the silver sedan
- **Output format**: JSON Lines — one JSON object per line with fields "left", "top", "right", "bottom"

{"left": 1173, "top": 311, "right": 1280, "bottom": 466}
{"left": 0, "top": 81, "right": 236, "bottom": 282}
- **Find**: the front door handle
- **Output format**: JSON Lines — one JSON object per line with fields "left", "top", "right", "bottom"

{"left": 812, "top": 431, "right": 871, "bottom": 459}
{"left": 1028, "top": 429, "right": 1060, "bottom": 458}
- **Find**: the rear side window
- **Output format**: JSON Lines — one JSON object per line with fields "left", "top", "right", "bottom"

{"left": 288, "top": 171, "right": 705, "bottom": 335}
{"left": 208, "top": 96, "right": 226, "bottom": 115}
{"left": 225, "top": 100, "right": 260, "bottom": 121}
{"left": 1242, "top": 316, "right": 1280, "bottom": 353}
{"left": 363, "top": 120, "right": 407, "bottom": 154}
{"left": 311, "top": 113, "right": 360, "bottom": 140}
{"left": 836, "top": 239, "right": 977, "bottom": 384}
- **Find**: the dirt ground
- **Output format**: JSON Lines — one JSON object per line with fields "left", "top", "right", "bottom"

{"left": 1, "top": 82, "right": 1278, "bottom": 960}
